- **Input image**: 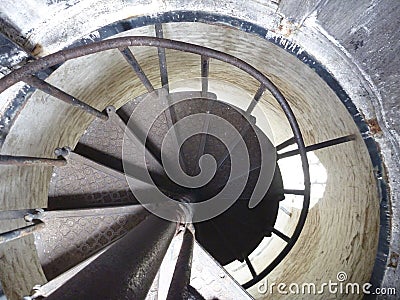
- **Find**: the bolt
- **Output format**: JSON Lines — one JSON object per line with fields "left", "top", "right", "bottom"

{"left": 24, "top": 209, "right": 44, "bottom": 222}
{"left": 106, "top": 106, "right": 116, "bottom": 114}
{"left": 24, "top": 214, "right": 34, "bottom": 222}
{"left": 55, "top": 147, "right": 71, "bottom": 157}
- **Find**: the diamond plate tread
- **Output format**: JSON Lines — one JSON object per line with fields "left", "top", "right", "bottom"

{"left": 48, "top": 94, "right": 164, "bottom": 210}
{"left": 78, "top": 117, "right": 124, "bottom": 161}
{"left": 168, "top": 98, "right": 263, "bottom": 201}
{"left": 48, "top": 154, "right": 136, "bottom": 209}
{"left": 155, "top": 232, "right": 252, "bottom": 300}
{"left": 159, "top": 233, "right": 253, "bottom": 300}
{"left": 34, "top": 207, "right": 148, "bottom": 280}
{"left": 191, "top": 241, "right": 253, "bottom": 300}
{"left": 118, "top": 92, "right": 171, "bottom": 176}
{"left": 122, "top": 91, "right": 185, "bottom": 168}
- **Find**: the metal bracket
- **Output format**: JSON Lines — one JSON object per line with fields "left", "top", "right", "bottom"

{"left": 24, "top": 209, "right": 44, "bottom": 222}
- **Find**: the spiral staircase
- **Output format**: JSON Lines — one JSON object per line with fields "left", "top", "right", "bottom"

{"left": 0, "top": 3, "right": 396, "bottom": 297}
{"left": 0, "top": 21, "right": 365, "bottom": 299}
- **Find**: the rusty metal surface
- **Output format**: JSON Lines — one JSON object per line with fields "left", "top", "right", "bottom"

{"left": 0, "top": 155, "right": 66, "bottom": 167}
{"left": 34, "top": 206, "right": 148, "bottom": 280}
{"left": 0, "top": 222, "right": 44, "bottom": 244}
{"left": 119, "top": 47, "right": 155, "bottom": 93}
{"left": 23, "top": 75, "right": 108, "bottom": 120}
{"left": 0, "top": 36, "right": 291, "bottom": 98}
{"left": 277, "top": 134, "right": 356, "bottom": 159}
